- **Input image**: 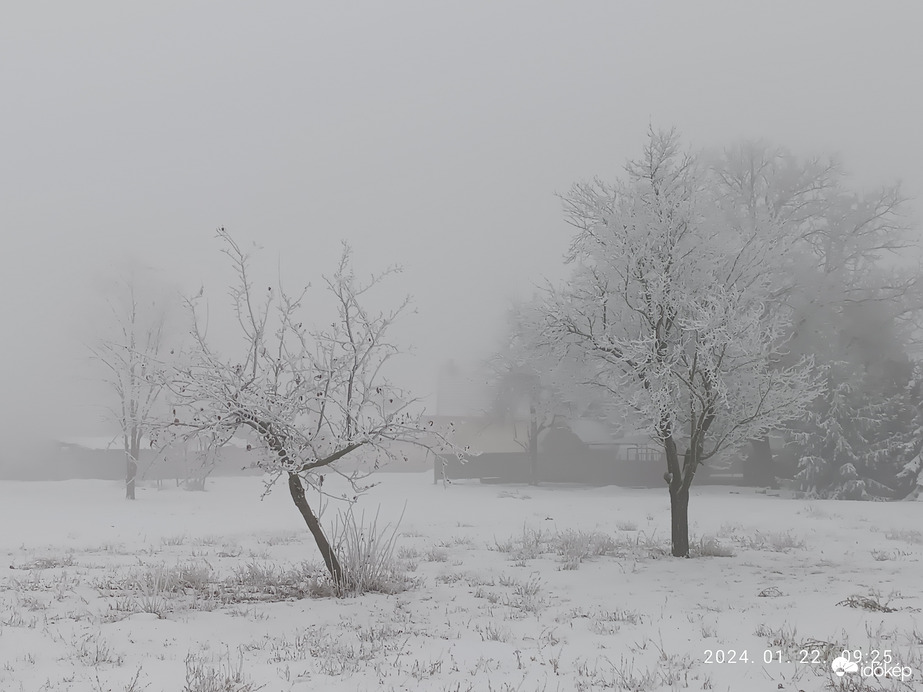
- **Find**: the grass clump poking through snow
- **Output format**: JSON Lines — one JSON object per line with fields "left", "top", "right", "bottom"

{"left": 184, "top": 647, "right": 260, "bottom": 692}
{"left": 13, "top": 554, "right": 76, "bottom": 570}
{"left": 493, "top": 524, "right": 548, "bottom": 562}
{"left": 690, "top": 534, "right": 735, "bottom": 557}
{"left": 836, "top": 592, "right": 898, "bottom": 613}
{"left": 96, "top": 560, "right": 333, "bottom": 611}
{"left": 494, "top": 524, "right": 664, "bottom": 568}
{"left": 740, "top": 529, "right": 806, "bottom": 552}
{"left": 226, "top": 561, "right": 331, "bottom": 601}
{"left": 329, "top": 504, "right": 410, "bottom": 596}
{"left": 131, "top": 562, "right": 216, "bottom": 616}
{"left": 884, "top": 528, "right": 923, "bottom": 545}
{"left": 553, "top": 529, "right": 619, "bottom": 569}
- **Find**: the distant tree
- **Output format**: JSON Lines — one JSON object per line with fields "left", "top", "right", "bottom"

{"left": 788, "top": 310, "right": 923, "bottom": 499}
{"left": 486, "top": 301, "right": 590, "bottom": 485}
{"left": 709, "top": 141, "right": 837, "bottom": 487}
{"left": 542, "top": 129, "right": 819, "bottom": 557}
{"left": 161, "top": 230, "right": 454, "bottom": 589}
{"left": 177, "top": 433, "right": 222, "bottom": 491}
{"left": 90, "top": 276, "right": 174, "bottom": 500}
{"left": 787, "top": 192, "right": 923, "bottom": 498}
{"left": 712, "top": 140, "right": 923, "bottom": 497}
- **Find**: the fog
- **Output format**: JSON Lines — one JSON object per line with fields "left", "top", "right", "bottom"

{"left": 2, "top": 1, "right": 921, "bottom": 454}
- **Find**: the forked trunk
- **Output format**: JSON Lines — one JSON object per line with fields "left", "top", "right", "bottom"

{"left": 669, "top": 484, "right": 690, "bottom": 557}
{"left": 662, "top": 434, "right": 691, "bottom": 557}
{"left": 287, "top": 473, "right": 344, "bottom": 588}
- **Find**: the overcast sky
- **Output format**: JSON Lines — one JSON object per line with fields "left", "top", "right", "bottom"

{"left": 2, "top": 1, "right": 921, "bottom": 445}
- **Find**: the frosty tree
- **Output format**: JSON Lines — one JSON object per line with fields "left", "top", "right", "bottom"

{"left": 785, "top": 188, "right": 923, "bottom": 499}
{"left": 792, "top": 358, "right": 922, "bottom": 499}
{"left": 708, "top": 141, "right": 837, "bottom": 486}
{"left": 90, "top": 276, "right": 174, "bottom": 500}
{"left": 541, "top": 129, "right": 820, "bottom": 557}
{"left": 712, "top": 140, "right": 923, "bottom": 498}
{"left": 162, "top": 231, "right": 453, "bottom": 589}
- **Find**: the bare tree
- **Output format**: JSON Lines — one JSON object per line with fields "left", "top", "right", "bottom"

{"left": 161, "top": 230, "right": 453, "bottom": 589}
{"left": 487, "top": 300, "right": 598, "bottom": 485}
{"left": 542, "top": 129, "right": 819, "bottom": 557}
{"left": 176, "top": 433, "right": 222, "bottom": 491}
{"left": 90, "top": 277, "right": 172, "bottom": 500}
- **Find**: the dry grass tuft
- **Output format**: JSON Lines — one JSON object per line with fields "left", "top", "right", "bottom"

{"left": 690, "top": 535, "right": 735, "bottom": 557}
{"left": 329, "top": 504, "right": 411, "bottom": 596}
{"left": 184, "top": 648, "right": 260, "bottom": 692}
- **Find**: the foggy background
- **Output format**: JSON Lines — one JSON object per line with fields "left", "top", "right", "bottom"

{"left": 2, "top": 1, "right": 921, "bottom": 451}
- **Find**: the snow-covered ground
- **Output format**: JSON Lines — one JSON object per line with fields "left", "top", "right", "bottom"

{"left": 0, "top": 473, "right": 920, "bottom": 691}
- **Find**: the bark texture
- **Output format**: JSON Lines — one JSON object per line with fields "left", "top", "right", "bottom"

{"left": 669, "top": 485, "right": 690, "bottom": 557}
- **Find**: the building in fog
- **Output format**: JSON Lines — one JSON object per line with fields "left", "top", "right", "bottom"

{"left": 434, "top": 416, "right": 668, "bottom": 487}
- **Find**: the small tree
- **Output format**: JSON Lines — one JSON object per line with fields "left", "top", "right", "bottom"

{"left": 177, "top": 434, "right": 222, "bottom": 491}
{"left": 91, "top": 276, "right": 173, "bottom": 500}
{"left": 163, "top": 231, "right": 452, "bottom": 589}
{"left": 542, "top": 129, "right": 819, "bottom": 557}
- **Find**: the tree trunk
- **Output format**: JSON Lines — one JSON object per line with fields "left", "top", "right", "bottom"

{"left": 743, "top": 436, "right": 776, "bottom": 488}
{"left": 669, "top": 483, "right": 690, "bottom": 557}
{"left": 287, "top": 473, "right": 344, "bottom": 588}
{"left": 662, "top": 434, "right": 690, "bottom": 557}
{"left": 125, "top": 454, "right": 137, "bottom": 500}
{"left": 528, "top": 414, "right": 539, "bottom": 486}
{"left": 125, "top": 437, "right": 140, "bottom": 501}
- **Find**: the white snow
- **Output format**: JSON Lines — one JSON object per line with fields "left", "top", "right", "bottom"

{"left": 0, "top": 474, "right": 920, "bottom": 691}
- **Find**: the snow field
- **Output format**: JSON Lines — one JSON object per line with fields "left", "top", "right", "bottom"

{"left": 0, "top": 474, "right": 921, "bottom": 691}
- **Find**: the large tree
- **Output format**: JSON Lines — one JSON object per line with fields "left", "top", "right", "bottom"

{"left": 708, "top": 141, "right": 837, "bottom": 486}
{"left": 162, "top": 231, "right": 452, "bottom": 589}
{"left": 91, "top": 275, "right": 174, "bottom": 500}
{"left": 711, "top": 140, "right": 923, "bottom": 497}
{"left": 542, "top": 129, "right": 819, "bottom": 557}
